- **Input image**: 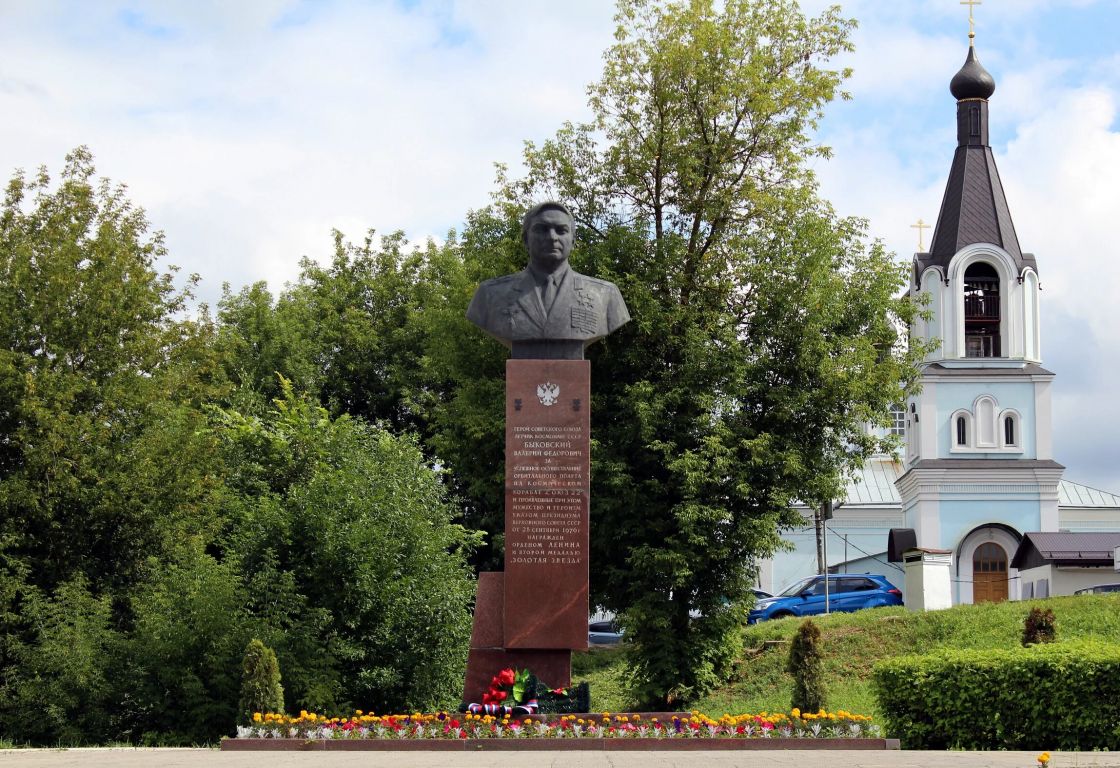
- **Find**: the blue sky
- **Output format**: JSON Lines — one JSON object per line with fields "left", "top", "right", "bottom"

{"left": 2, "top": 0, "right": 1119, "bottom": 494}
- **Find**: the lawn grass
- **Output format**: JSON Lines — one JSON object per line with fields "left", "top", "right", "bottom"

{"left": 571, "top": 594, "right": 1120, "bottom": 717}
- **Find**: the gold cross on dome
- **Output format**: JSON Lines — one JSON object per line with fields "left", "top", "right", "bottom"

{"left": 961, "top": 0, "right": 982, "bottom": 41}
{"left": 911, "top": 218, "right": 931, "bottom": 251}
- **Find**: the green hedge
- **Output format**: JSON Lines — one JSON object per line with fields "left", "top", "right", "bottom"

{"left": 872, "top": 641, "right": 1120, "bottom": 750}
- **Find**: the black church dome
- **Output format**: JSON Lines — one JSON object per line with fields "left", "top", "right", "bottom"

{"left": 950, "top": 46, "right": 996, "bottom": 100}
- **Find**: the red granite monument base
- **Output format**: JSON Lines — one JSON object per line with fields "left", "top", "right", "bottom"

{"left": 462, "top": 572, "right": 571, "bottom": 703}
{"left": 462, "top": 360, "right": 591, "bottom": 704}
{"left": 503, "top": 359, "right": 590, "bottom": 650}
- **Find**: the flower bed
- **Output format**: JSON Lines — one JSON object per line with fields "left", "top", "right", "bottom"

{"left": 230, "top": 708, "right": 885, "bottom": 743}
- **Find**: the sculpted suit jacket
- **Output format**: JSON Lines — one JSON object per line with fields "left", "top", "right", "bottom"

{"left": 466, "top": 268, "right": 630, "bottom": 348}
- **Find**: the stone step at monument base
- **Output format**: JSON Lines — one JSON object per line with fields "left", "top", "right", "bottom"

{"left": 464, "top": 570, "right": 583, "bottom": 702}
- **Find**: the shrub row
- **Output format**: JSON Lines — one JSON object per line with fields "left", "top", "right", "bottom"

{"left": 872, "top": 640, "right": 1120, "bottom": 750}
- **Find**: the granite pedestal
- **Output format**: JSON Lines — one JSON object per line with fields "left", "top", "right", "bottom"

{"left": 463, "top": 359, "right": 590, "bottom": 702}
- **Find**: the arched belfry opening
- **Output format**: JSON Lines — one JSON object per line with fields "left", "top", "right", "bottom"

{"left": 964, "top": 262, "right": 1000, "bottom": 357}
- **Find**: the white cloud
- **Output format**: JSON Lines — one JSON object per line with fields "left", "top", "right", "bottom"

{"left": 3, "top": 0, "right": 1120, "bottom": 493}
{"left": 1004, "top": 88, "right": 1120, "bottom": 306}
{"left": 0, "top": 0, "right": 615, "bottom": 303}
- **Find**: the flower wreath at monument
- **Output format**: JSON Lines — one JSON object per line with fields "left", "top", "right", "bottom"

{"left": 461, "top": 668, "right": 590, "bottom": 716}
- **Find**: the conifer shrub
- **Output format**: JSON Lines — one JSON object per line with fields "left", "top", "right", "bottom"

{"left": 788, "top": 618, "right": 827, "bottom": 713}
{"left": 239, "top": 639, "right": 284, "bottom": 721}
{"left": 1022, "top": 606, "right": 1058, "bottom": 646}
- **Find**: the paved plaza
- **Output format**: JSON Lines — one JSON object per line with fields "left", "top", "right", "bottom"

{"left": 1, "top": 749, "right": 1119, "bottom": 768}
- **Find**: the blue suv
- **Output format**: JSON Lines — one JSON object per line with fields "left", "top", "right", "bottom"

{"left": 748, "top": 574, "right": 902, "bottom": 624}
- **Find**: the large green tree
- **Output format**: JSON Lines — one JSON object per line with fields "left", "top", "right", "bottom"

{"left": 0, "top": 151, "right": 482, "bottom": 744}
{"left": 0, "top": 147, "right": 221, "bottom": 596}
{"left": 215, "top": 231, "right": 439, "bottom": 434}
{"left": 213, "top": 226, "right": 514, "bottom": 570}
{"left": 0, "top": 147, "right": 230, "bottom": 743}
{"left": 435, "top": 0, "right": 927, "bottom": 706}
{"left": 214, "top": 382, "right": 480, "bottom": 715}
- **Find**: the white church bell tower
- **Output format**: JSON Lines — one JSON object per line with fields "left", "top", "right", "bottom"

{"left": 896, "top": 33, "right": 1064, "bottom": 604}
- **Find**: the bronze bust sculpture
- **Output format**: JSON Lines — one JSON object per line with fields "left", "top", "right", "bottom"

{"left": 466, "top": 201, "right": 630, "bottom": 359}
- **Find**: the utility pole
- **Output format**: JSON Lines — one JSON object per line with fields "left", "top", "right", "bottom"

{"left": 818, "top": 501, "right": 835, "bottom": 613}
{"left": 814, "top": 505, "right": 825, "bottom": 575}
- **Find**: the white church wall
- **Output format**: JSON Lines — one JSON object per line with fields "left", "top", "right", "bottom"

{"left": 1059, "top": 508, "right": 1120, "bottom": 532}
{"left": 939, "top": 499, "right": 1037, "bottom": 551}
{"left": 917, "top": 382, "right": 939, "bottom": 460}
{"left": 770, "top": 514, "right": 901, "bottom": 595}
{"left": 1034, "top": 378, "right": 1054, "bottom": 459}
{"left": 1019, "top": 565, "right": 1118, "bottom": 598}
{"left": 918, "top": 270, "right": 943, "bottom": 362}
{"left": 936, "top": 381, "right": 1037, "bottom": 458}
{"left": 1023, "top": 271, "right": 1041, "bottom": 362}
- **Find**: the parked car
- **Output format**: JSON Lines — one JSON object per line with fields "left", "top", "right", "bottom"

{"left": 688, "top": 591, "right": 772, "bottom": 620}
{"left": 588, "top": 619, "right": 624, "bottom": 645}
{"left": 747, "top": 574, "right": 902, "bottom": 624}
{"left": 1074, "top": 583, "right": 1120, "bottom": 595}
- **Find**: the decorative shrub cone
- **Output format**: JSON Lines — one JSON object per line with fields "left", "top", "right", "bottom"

{"left": 240, "top": 639, "right": 284, "bottom": 723}
{"left": 1022, "top": 607, "right": 1058, "bottom": 646}
{"left": 788, "top": 618, "right": 826, "bottom": 714}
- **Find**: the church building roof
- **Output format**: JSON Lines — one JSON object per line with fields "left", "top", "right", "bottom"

{"left": 949, "top": 45, "right": 996, "bottom": 100}
{"left": 831, "top": 459, "right": 1116, "bottom": 514}
{"left": 1059, "top": 482, "right": 1120, "bottom": 508}
{"left": 915, "top": 44, "right": 1038, "bottom": 279}
{"left": 1010, "top": 531, "right": 1120, "bottom": 569}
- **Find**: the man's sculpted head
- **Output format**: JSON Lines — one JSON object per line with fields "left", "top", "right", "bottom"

{"left": 522, "top": 201, "right": 574, "bottom": 275}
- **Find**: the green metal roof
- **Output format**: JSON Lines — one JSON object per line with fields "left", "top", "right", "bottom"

{"left": 837, "top": 462, "right": 1120, "bottom": 511}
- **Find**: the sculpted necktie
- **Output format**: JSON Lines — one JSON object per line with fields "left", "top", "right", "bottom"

{"left": 542, "top": 275, "right": 558, "bottom": 315}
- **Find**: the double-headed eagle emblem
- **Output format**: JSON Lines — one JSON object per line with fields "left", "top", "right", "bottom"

{"left": 536, "top": 382, "right": 560, "bottom": 407}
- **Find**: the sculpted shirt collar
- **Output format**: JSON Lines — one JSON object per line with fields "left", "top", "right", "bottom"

{"left": 526, "top": 261, "right": 571, "bottom": 290}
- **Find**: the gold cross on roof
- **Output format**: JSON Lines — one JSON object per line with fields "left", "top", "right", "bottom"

{"left": 961, "top": 0, "right": 982, "bottom": 41}
{"left": 911, "top": 218, "right": 931, "bottom": 251}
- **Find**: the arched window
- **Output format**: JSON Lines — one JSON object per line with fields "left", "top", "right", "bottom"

{"left": 951, "top": 409, "right": 974, "bottom": 452}
{"left": 1000, "top": 411, "right": 1021, "bottom": 450}
{"left": 964, "top": 262, "right": 1001, "bottom": 358}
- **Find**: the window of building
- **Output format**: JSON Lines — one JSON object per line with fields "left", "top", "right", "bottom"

{"left": 956, "top": 415, "right": 967, "bottom": 446}
{"left": 890, "top": 404, "right": 906, "bottom": 437}
{"left": 999, "top": 411, "right": 1021, "bottom": 451}
{"left": 964, "top": 262, "right": 1001, "bottom": 358}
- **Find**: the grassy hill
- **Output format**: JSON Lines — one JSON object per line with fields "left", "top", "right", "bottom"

{"left": 572, "top": 594, "right": 1120, "bottom": 718}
